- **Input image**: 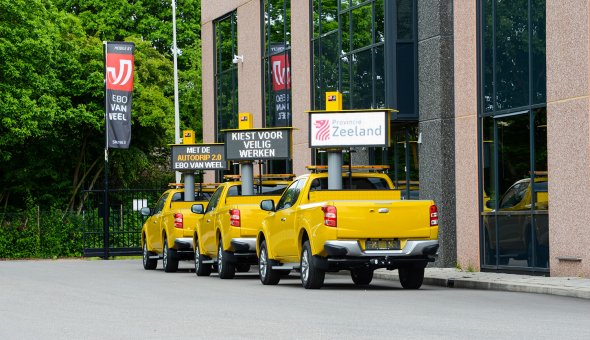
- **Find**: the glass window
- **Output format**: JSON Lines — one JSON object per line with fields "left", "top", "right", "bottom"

{"left": 227, "top": 183, "right": 288, "bottom": 196}
{"left": 397, "top": 0, "right": 413, "bottom": 40}
{"left": 276, "top": 180, "right": 303, "bottom": 210}
{"left": 495, "top": 0, "right": 529, "bottom": 111}
{"left": 215, "top": 12, "right": 238, "bottom": 142}
{"left": 205, "top": 187, "right": 223, "bottom": 213}
{"left": 154, "top": 193, "right": 169, "bottom": 214}
{"left": 263, "top": 0, "right": 292, "bottom": 128}
{"left": 312, "top": 0, "right": 416, "bottom": 115}
{"left": 263, "top": 0, "right": 292, "bottom": 174}
{"left": 479, "top": 0, "right": 547, "bottom": 271}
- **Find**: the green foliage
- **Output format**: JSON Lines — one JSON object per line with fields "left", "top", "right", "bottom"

{"left": 0, "top": 207, "right": 83, "bottom": 258}
{"left": 0, "top": 0, "right": 202, "bottom": 210}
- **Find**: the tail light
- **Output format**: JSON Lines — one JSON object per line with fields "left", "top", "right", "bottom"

{"left": 174, "top": 213, "right": 183, "bottom": 229}
{"left": 430, "top": 205, "right": 438, "bottom": 226}
{"left": 322, "top": 205, "right": 337, "bottom": 227}
{"left": 230, "top": 209, "right": 241, "bottom": 227}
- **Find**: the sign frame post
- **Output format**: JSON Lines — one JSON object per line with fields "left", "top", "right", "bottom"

{"left": 308, "top": 108, "right": 394, "bottom": 189}
{"left": 223, "top": 127, "right": 293, "bottom": 195}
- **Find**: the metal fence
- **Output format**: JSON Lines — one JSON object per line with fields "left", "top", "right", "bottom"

{"left": 80, "top": 186, "right": 166, "bottom": 258}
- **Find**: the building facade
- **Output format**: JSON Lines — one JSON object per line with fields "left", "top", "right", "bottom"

{"left": 201, "top": 0, "right": 590, "bottom": 277}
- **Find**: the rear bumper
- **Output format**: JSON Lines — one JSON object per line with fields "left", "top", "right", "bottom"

{"left": 319, "top": 240, "right": 439, "bottom": 270}
{"left": 225, "top": 238, "right": 258, "bottom": 265}
{"left": 324, "top": 240, "right": 439, "bottom": 257}
{"left": 174, "top": 238, "right": 194, "bottom": 251}
{"left": 230, "top": 238, "right": 256, "bottom": 253}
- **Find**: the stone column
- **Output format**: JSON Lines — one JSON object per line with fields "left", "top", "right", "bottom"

{"left": 453, "top": 1, "right": 479, "bottom": 270}
{"left": 546, "top": 1, "right": 590, "bottom": 277}
{"left": 418, "top": 0, "right": 456, "bottom": 267}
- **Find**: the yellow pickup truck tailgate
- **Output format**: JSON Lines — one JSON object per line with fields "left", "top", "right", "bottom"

{"left": 334, "top": 200, "right": 433, "bottom": 239}
{"left": 225, "top": 195, "right": 282, "bottom": 237}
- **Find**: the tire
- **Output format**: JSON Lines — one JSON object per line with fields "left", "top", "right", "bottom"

{"left": 350, "top": 268, "right": 373, "bottom": 285}
{"left": 163, "top": 238, "right": 179, "bottom": 273}
{"left": 217, "top": 239, "right": 235, "bottom": 279}
{"left": 194, "top": 239, "right": 211, "bottom": 277}
{"left": 398, "top": 265, "right": 424, "bottom": 289}
{"left": 300, "top": 241, "right": 325, "bottom": 289}
{"left": 142, "top": 241, "right": 157, "bottom": 270}
{"left": 258, "top": 241, "right": 280, "bottom": 285}
{"left": 236, "top": 263, "right": 251, "bottom": 273}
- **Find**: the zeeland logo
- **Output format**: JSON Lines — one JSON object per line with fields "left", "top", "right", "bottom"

{"left": 315, "top": 120, "right": 330, "bottom": 141}
{"left": 106, "top": 54, "right": 134, "bottom": 92}
{"left": 310, "top": 111, "right": 389, "bottom": 147}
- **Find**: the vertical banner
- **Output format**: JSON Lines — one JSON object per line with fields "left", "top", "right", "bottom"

{"left": 270, "top": 44, "right": 291, "bottom": 127}
{"left": 105, "top": 42, "right": 135, "bottom": 149}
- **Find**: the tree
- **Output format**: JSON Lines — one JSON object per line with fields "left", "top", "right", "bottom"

{"left": 0, "top": 0, "right": 202, "bottom": 210}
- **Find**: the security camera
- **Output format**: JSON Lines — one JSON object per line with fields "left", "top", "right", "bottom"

{"left": 232, "top": 54, "right": 243, "bottom": 64}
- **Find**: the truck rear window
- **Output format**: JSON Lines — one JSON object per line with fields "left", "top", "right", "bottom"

{"left": 310, "top": 177, "right": 390, "bottom": 190}
{"left": 227, "top": 184, "right": 288, "bottom": 196}
{"left": 171, "top": 192, "right": 213, "bottom": 202}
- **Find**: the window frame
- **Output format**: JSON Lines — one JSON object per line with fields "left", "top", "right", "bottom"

{"left": 477, "top": 0, "right": 548, "bottom": 272}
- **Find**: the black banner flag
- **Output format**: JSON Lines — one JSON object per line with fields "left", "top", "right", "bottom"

{"left": 105, "top": 42, "right": 135, "bottom": 149}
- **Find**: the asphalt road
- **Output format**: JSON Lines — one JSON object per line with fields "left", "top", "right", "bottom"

{"left": 1, "top": 259, "right": 589, "bottom": 339}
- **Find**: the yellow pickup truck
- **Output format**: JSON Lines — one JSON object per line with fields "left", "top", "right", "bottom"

{"left": 256, "top": 172, "right": 439, "bottom": 289}
{"left": 190, "top": 177, "right": 292, "bottom": 279}
{"left": 140, "top": 184, "right": 217, "bottom": 272}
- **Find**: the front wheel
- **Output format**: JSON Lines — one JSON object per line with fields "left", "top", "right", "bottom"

{"left": 259, "top": 241, "right": 281, "bottom": 285}
{"left": 217, "top": 240, "right": 235, "bottom": 279}
{"left": 300, "top": 241, "right": 325, "bottom": 289}
{"left": 142, "top": 241, "right": 157, "bottom": 270}
{"left": 350, "top": 268, "right": 373, "bottom": 285}
{"left": 398, "top": 265, "right": 424, "bottom": 289}
{"left": 163, "top": 238, "right": 179, "bottom": 273}
{"left": 194, "top": 240, "right": 211, "bottom": 277}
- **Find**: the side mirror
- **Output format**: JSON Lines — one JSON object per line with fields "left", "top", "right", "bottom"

{"left": 191, "top": 204, "right": 205, "bottom": 214}
{"left": 140, "top": 207, "right": 152, "bottom": 217}
{"left": 260, "top": 199, "right": 275, "bottom": 212}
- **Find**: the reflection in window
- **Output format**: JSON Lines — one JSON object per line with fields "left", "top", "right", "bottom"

{"left": 263, "top": 0, "right": 292, "bottom": 174}
{"left": 482, "top": 0, "right": 546, "bottom": 113}
{"left": 215, "top": 13, "right": 238, "bottom": 142}
{"left": 376, "top": 123, "right": 419, "bottom": 200}
{"left": 263, "top": 0, "right": 292, "bottom": 128}
{"left": 479, "top": 0, "right": 547, "bottom": 270}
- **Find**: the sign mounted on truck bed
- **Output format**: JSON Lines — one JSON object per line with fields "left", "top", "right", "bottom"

{"left": 308, "top": 110, "right": 391, "bottom": 148}
{"left": 171, "top": 144, "right": 227, "bottom": 170}
{"left": 224, "top": 128, "right": 292, "bottom": 161}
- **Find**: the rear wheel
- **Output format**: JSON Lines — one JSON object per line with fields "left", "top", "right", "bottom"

{"left": 398, "top": 265, "right": 424, "bottom": 289}
{"left": 350, "top": 268, "right": 373, "bottom": 285}
{"left": 217, "top": 240, "right": 235, "bottom": 279}
{"left": 163, "top": 238, "right": 179, "bottom": 273}
{"left": 142, "top": 241, "right": 157, "bottom": 270}
{"left": 259, "top": 241, "right": 281, "bottom": 285}
{"left": 300, "top": 241, "right": 325, "bottom": 289}
{"left": 194, "top": 240, "right": 211, "bottom": 277}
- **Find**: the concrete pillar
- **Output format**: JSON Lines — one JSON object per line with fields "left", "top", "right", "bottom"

{"left": 546, "top": 0, "right": 590, "bottom": 277}
{"left": 418, "top": 0, "right": 456, "bottom": 267}
{"left": 453, "top": 0, "right": 479, "bottom": 270}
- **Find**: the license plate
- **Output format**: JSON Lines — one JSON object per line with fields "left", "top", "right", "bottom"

{"left": 366, "top": 239, "right": 400, "bottom": 250}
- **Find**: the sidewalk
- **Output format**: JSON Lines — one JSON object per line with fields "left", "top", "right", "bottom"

{"left": 373, "top": 268, "right": 590, "bottom": 299}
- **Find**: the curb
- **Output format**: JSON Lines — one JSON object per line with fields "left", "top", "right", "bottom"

{"left": 372, "top": 271, "right": 590, "bottom": 300}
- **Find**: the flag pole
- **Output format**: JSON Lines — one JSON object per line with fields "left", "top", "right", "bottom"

{"left": 103, "top": 41, "right": 110, "bottom": 260}
{"left": 172, "top": 0, "right": 181, "bottom": 184}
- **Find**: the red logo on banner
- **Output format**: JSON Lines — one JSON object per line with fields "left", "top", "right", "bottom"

{"left": 106, "top": 54, "right": 134, "bottom": 92}
{"left": 315, "top": 120, "right": 330, "bottom": 141}
{"left": 271, "top": 54, "right": 291, "bottom": 91}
